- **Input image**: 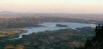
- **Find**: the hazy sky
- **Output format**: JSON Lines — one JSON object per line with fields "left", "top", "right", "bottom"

{"left": 0, "top": 0, "right": 103, "bottom": 13}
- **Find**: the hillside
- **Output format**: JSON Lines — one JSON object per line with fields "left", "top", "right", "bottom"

{"left": 76, "top": 24, "right": 103, "bottom": 49}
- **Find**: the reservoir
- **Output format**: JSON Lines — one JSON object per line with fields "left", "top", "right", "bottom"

{"left": 18, "top": 22, "right": 96, "bottom": 38}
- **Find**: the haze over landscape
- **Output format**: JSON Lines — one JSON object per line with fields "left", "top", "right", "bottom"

{"left": 0, "top": 0, "right": 103, "bottom": 21}
{"left": 0, "top": 0, "right": 103, "bottom": 49}
{"left": 0, "top": 0, "right": 103, "bottom": 13}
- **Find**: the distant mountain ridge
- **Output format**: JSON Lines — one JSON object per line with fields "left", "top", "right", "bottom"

{"left": 0, "top": 11, "right": 103, "bottom": 21}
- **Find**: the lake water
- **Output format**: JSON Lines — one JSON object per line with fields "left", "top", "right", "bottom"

{"left": 19, "top": 22, "right": 96, "bottom": 38}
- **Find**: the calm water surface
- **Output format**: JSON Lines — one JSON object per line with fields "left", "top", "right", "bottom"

{"left": 19, "top": 22, "right": 96, "bottom": 38}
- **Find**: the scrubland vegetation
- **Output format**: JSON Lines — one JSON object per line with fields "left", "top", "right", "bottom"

{"left": 0, "top": 27, "right": 95, "bottom": 49}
